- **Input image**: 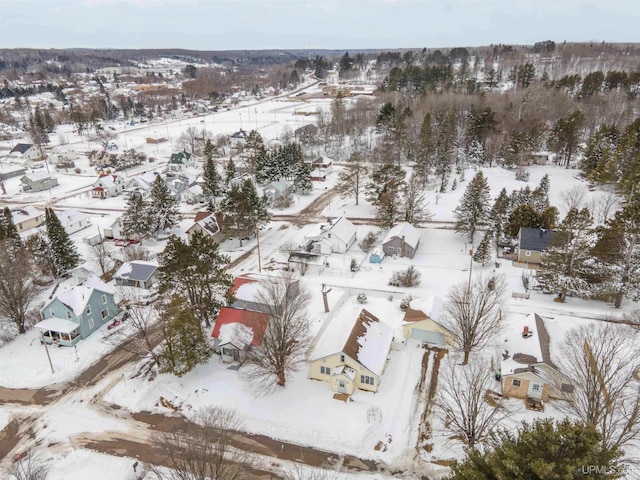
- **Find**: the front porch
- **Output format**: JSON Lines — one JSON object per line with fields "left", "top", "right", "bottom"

{"left": 34, "top": 317, "right": 81, "bottom": 347}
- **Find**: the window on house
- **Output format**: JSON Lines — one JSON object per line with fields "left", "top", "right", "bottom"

{"left": 340, "top": 354, "right": 345, "bottom": 363}
{"left": 222, "top": 348, "right": 233, "bottom": 356}
{"left": 88, "top": 318, "right": 94, "bottom": 329}
{"left": 66, "top": 311, "right": 71, "bottom": 319}
{"left": 49, "top": 308, "right": 55, "bottom": 317}
{"left": 86, "top": 305, "right": 91, "bottom": 315}
{"left": 512, "top": 379, "right": 522, "bottom": 387}
{"left": 360, "top": 375, "right": 374, "bottom": 385}
{"left": 101, "top": 294, "right": 107, "bottom": 305}
{"left": 320, "top": 366, "right": 331, "bottom": 375}
{"left": 101, "top": 310, "right": 108, "bottom": 319}
{"left": 327, "top": 233, "right": 331, "bottom": 238}
{"left": 525, "top": 251, "right": 532, "bottom": 257}
{"left": 532, "top": 383, "right": 541, "bottom": 391}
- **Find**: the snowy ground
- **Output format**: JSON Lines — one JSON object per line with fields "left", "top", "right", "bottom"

{"left": 1, "top": 80, "right": 639, "bottom": 477}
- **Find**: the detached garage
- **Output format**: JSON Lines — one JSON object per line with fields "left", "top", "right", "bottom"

{"left": 401, "top": 296, "right": 452, "bottom": 347}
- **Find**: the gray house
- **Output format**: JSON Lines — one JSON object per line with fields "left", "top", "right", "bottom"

{"left": 36, "top": 279, "right": 118, "bottom": 346}
{"left": 20, "top": 172, "right": 59, "bottom": 192}
{"left": 517, "top": 228, "right": 556, "bottom": 264}
{"left": 381, "top": 222, "right": 421, "bottom": 259}
{"left": 114, "top": 260, "right": 159, "bottom": 289}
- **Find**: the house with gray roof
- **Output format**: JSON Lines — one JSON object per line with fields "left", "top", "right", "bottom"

{"left": 382, "top": 222, "right": 421, "bottom": 259}
{"left": 517, "top": 227, "right": 556, "bottom": 264}
{"left": 20, "top": 172, "right": 59, "bottom": 192}
{"left": 114, "top": 260, "right": 159, "bottom": 289}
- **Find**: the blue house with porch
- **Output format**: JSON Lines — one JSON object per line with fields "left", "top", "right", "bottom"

{"left": 36, "top": 279, "right": 118, "bottom": 346}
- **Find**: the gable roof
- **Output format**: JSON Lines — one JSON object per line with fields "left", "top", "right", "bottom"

{"left": 10, "top": 143, "right": 34, "bottom": 155}
{"left": 187, "top": 211, "right": 220, "bottom": 237}
{"left": 170, "top": 151, "right": 191, "bottom": 163}
{"left": 325, "top": 216, "right": 356, "bottom": 243}
{"left": 57, "top": 209, "right": 89, "bottom": 228}
{"left": 342, "top": 309, "right": 394, "bottom": 376}
{"left": 95, "top": 174, "right": 121, "bottom": 188}
{"left": 114, "top": 260, "right": 159, "bottom": 283}
{"left": 382, "top": 222, "right": 421, "bottom": 249}
{"left": 22, "top": 172, "right": 54, "bottom": 183}
{"left": 404, "top": 295, "right": 446, "bottom": 324}
{"left": 46, "top": 282, "right": 112, "bottom": 317}
{"left": 211, "top": 307, "right": 269, "bottom": 346}
{"left": 500, "top": 313, "right": 553, "bottom": 376}
{"left": 10, "top": 206, "right": 43, "bottom": 224}
{"left": 519, "top": 227, "right": 556, "bottom": 252}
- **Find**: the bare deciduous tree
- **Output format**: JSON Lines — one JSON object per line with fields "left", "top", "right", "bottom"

{"left": 8, "top": 449, "right": 50, "bottom": 480}
{"left": 149, "top": 407, "right": 248, "bottom": 480}
{"left": 176, "top": 127, "right": 212, "bottom": 157}
{"left": 90, "top": 128, "right": 118, "bottom": 152}
{"left": 437, "top": 354, "right": 509, "bottom": 448}
{"left": 242, "top": 272, "right": 311, "bottom": 389}
{"left": 120, "top": 244, "right": 154, "bottom": 262}
{"left": 282, "top": 465, "right": 339, "bottom": 480}
{"left": 440, "top": 275, "right": 506, "bottom": 365}
{"left": 589, "top": 190, "right": 620, "bottom": 224}
{"left": 560, "top": 185, "right": 588, "bottom": 214}
{"left": 0, "top": 244, "right": 41, "bottom": 334}
{"left": 87, "top": 240, "right": 114, "bottom": 275}
{"left": 562, "top": 322, "right": 640, "bottom": 452}
{"left": 403, "top": 173, "right": 433, "bottom": 225}
{"left": 104, "top": 300, "right": 162, "bottom": 370}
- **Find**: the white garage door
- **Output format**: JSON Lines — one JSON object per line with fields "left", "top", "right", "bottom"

{"left": 411, "top": 329, "right": 445, "bottom": 345}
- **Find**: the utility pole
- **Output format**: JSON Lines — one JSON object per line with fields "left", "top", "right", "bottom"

{"left": 43, "top": 340, "right": 55, "bottom": 374}
{"left": 255, "top": 226, "right": 262, "bottom": 272}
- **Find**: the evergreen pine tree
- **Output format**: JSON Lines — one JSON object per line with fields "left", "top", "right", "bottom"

{"left": 453, "top": 171, "right": 491, "bottom": 242}
{"left": 537, "top": 207, "right": 595, "bottom": 302}
{"left": 0, "top": 207, "right": 21, "bottom": 246}
{"left": 473, "top": 231, "right": 493, "bottom": 266}
{"left": 449, "top": 419, "right": 621, "bottom": 480}
{"left": 45, "top": 207, "right": 80, "bottom": 277}
{"left": 293, "top": 160, "right": 312, "bottom": 194}
{"left": 157, "top": 232, "right": 232, "bottom": 327}
{"left": 414, "top": 112, "right": 434, "bottom": 187}
{"left": 122, "top": 194, "right": 154, "bottom": 240}
{"left": 158, "top": 296, "right": 213, "bottom": 377}
{"left": 490, "top": 188, "right": 511, "bottom": 250}
{"left": 224, "top": 158, "right": 237, "bottom": 186}
{"left": 591, "top": 193, "right": 640, "bottom": 307}
{"left": 148, "top": 176, "right": 180, "bottom": 233}
{"left": 202, "top": 140, "right": 222, "bottom": 203}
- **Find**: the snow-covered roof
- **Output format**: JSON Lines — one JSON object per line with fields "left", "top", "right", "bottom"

{"left": 382, "top": 222, "right": 421, "bottom": 249}
{"left": 57, "top": 209, "right": 89, "bottom": 228}
{"left": 114, "top": 260, "right": 159, "bottom": 283}
{"left": 95, "top": 174, "right": 121, "bottom": 188}
{"left": 83, "top": 274, "right": 115, "bottom": 295}
{"left": 22, "top": 171, "right": 54, "bottom": 182}
{"left": 407, "top": 295, "right": 446, "bottom": 324}
{"left": 325, "top": 217, "right": 356, "bottom": 244}
{"left": 186, "top": 184, "right": 203, "bottom": 196}
{"left": 49, "top": 279, "right": 113, "bottom": 316}
{"left": 312, "top": 308, "right": 394, "bottom": 377}
{"left": 332, "top": 365, "right": 356, "bottom": 380}
{"left": 33, "top": 317, "right": 79, "bottom": 334}
{"left": 218, "top": 322, "right": 253, "bottom": 349}
{"left": 350, "top": 309, "right": 394, "bottom": 376}
{"left": 11, "top": 205, "right": 43, "bottom": 223}
{"left": 500, "top": 313, "right": 545, "bottom": 375}
{"left": 187, "top": 211, "right": 220, "bottom": 236}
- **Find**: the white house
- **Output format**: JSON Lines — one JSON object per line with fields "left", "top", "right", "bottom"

{"left": 56, "top": 209, "right": 92, "bottom": 235}
{"left": 304, "top": 216, "right": 357, "bottom": 254}
{"left": 92, "top": 174, "right": 126, "bottom": 198}
{"left": 8, "top": 143, "right": 41, "bottom": 163}
{"left": 20, "top": 172, "right": 59, "bottom": 192}
{"left": 182, "top": 184, "right": 205, "bottom": 204}
{"left": 309, "top": 309, "right": 394, "bottom": 394}
{"left": 11, "top": 206, "right": 45, "bottom": 234}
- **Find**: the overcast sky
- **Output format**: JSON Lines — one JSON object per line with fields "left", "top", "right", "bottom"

{"left": 1, "top": 0, "right": 638, "bottom": 51}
